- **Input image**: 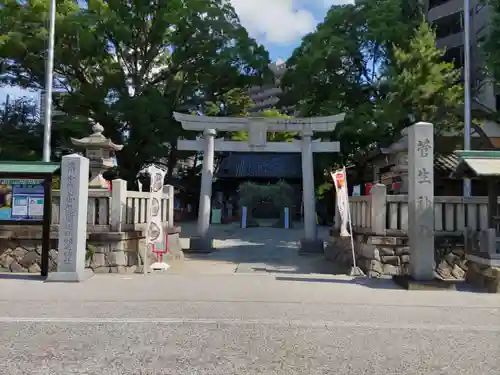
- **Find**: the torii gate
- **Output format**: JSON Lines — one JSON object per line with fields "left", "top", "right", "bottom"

{"left": 173, "top": 112, "right": 345, "bottom": 253}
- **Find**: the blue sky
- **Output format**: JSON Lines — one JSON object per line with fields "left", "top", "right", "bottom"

{"left": 0, "top": 0, "right": 353, "bottom": 103}
{"left": 232, "top": 0, "right": 353, "bottom": 62}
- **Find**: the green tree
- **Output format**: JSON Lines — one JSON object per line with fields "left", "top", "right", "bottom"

{"left": 384, "top": 22, "right": 464, "bottom": 135}
{"left": 279, "top": 0, "right": 425, "bottom": 165}
{"left": 205, "top": 88, "right": 255, "bottom": 117}
{"left": 483, "top": 0, "right": 500, "bottom": 87}
{"left": 279, "top": 0, "right": 473, "bottom": 168}
{"left": 0, "top": 0, "right": 270, "bottom": 183}
{"left": 0, "top": 96, "right": 41, "bottom": 161}
{"left": 230, "top": 109, "right": 297, "bottom": 141}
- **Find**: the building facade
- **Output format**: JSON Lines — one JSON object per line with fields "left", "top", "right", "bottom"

{"left": 426, "top": 0, "right": 500, "bottom": 145}
{"left": 248, "top": 61, "right": 287, "bottom": 113}
{"left": 426, "top": 0, "right": 494, "bottom": 110}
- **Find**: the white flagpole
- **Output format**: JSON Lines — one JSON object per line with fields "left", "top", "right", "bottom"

{"left": 343, "top": 166, "right": 364, "bottom": 277}
{"left": 42, "top": 0, "right": 56, "bottom": 162}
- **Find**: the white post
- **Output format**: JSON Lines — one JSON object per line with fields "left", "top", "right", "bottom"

{"left": 370, "top": 184, "right": 387, "bottom": 235}
{"left": 301, "top": 130, "right": 316, "bottom": 240}
{"left": 284, "top": 207, "right": 290, "bottom": 229}
{"left": 408, "top": 122, "right": 435, "bottom": 280}
{"left": 110, "top": 179, "right": 127, "bottom": 232}
{"left": 163, "top": 184, "right": 174, "bottom": 226}
{"left": 463, "top": 0, "right": 472, "bottom": 197}
{"left": 198, "top": 129, "right": 216, "bottom": 237}
{"left": 241, "top": 206, "right": 247, "bottom": 228}
{"left": 42, "top": 0, "right": 56, "bottom": 162}
{"left": 299, "top": 130, "right": 324, "bottom": 253}
{"left": 47, "top": 154, "right": 94, "bottom": 282}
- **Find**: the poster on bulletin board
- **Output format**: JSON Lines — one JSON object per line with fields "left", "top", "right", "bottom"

{"left": 0, "top": 178, "right": 45, "bottom": 221}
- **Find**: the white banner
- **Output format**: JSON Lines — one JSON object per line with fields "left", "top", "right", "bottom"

{"left": 331, "top": 167, "right": 360, "bottom": 274}
{"left": 146, "top": 165, "right": 167, "bottom": 252}
{"left": 331, "top": 167, "right": 350, "bottom": 237}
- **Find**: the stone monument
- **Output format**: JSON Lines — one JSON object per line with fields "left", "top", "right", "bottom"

{"left": 71, "top": 122, "right": 123, "bottom": 189}
{"left": 406, "top": 122, "right": 435, "bottom": 280}
{"left": 46, "top": 154, "right": 94, "bottom": 282}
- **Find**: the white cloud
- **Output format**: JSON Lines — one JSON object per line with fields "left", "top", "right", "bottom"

{"left": 230, "top": 0, "right": 355, "bottom": 45}
{"left": 230, "top": 0, "right": 316, "bottom": 44}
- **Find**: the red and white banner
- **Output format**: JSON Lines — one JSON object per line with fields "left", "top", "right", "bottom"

{"left": 331, "top": 167, "right": 350, "bottom": 237}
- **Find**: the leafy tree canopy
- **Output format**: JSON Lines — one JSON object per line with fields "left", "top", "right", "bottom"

{"left": 483, "top": 0, "right": 500, "bottom": 89}
{"left": 0, "top": 0, "right": 271, "bottom": 182}
{"left": 279, "top": 0, "right": 467, "bottom": 166}
{"left": 230, "top": 109, "right": 297, "bottom": 142}
{"left": 384, "top": 22, "right": 464, "bottom": 135}
{"left": 0, "top": 96, "right": 41, "bottom": 161}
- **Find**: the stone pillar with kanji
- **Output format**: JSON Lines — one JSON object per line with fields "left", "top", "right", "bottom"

{"left": 407, "top": 122, "right": 435, "bottom": 280}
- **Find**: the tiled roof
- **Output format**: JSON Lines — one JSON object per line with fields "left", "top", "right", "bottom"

{"left": 434, "top": 153, "right": 460, "bottom": 174}
{"left": 216, "top": 153, "right": 302, "bottom": 179}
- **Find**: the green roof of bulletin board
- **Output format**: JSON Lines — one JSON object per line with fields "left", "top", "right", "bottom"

{"left": 451, "top": 150, "right": 500, "bottom": 178}
{"left": 0, "top": 161, "right": 60, "bottom": 174}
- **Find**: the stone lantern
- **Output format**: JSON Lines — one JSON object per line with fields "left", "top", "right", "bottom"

{"left": 388, "top": 134, "right": 409, "bottom": 193}
{"left": 71, "top": 123, "right": 123, "bottom": 189}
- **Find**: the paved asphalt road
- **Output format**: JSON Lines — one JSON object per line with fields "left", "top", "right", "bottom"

{"left": 0, "top": 272, "right": 499, "bottom": 375}
{"left": 1, "top": 224, "right": 499, "bottom": 374}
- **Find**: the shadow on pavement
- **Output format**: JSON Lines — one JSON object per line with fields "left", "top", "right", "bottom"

{"left": 275, "top": 275, "right": 403, "bottom": 290}
{"left": 0, "top": 273, "right": 46, "bottom": 281}
{"left": 178, "top": 221, "right": 340, "bottom": 276}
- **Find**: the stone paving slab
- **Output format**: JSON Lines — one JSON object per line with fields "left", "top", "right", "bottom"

{"left": 177, "top": 222, "right": 338, "bottom": 275}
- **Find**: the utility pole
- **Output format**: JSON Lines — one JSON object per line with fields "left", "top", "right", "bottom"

{"left": 42, "top": 0, "right": 56, "bottom": 162}
{"left": 463, "top": 0, "right": 472, "bottom": 196}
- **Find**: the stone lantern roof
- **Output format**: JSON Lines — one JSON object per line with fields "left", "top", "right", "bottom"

{"left": 70, "top": 123, "right": 124, "bottom": 151}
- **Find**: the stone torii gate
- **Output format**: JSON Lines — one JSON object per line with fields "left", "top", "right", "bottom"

{"left": 173, "top": 112, "right": 345, "bottom": 253}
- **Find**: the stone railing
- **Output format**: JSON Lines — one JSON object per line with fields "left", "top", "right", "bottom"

{"left": 347, "top": 185, "right": 492, "bottom": 236}
{"left": 51, "top": 179, "right": 175, "bottom": 232}
{"left": 0, "top": 178, "right": 179, "bottom": 274}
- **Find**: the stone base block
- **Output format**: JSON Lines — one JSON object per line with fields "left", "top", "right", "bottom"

{"left": 184, "top": 236, "right": 214, "bottom": 253}
{"left": 393, "top": 275, "right": 458, "bottom": 291}
{"left": 466, "top": 261, "right": 500, "bottom": 293}
{"left": 45, "top": 268, "right": 94, "bottom": 283}
{"left": 348, "top": 266, "right": 365, "bottom": 277}
{"left": 324, "top": 236, "right": 352, "bottom": 264}
{"left": 150, "top": 262, "right": 170, "bottom": 271}
{"left": 299, "top": 238, "right": 324, "bottom": 255}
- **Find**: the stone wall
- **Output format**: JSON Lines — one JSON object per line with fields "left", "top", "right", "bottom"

{"left": 466, "top": 262, "right": 500, "bottom": 293}
{"left": 324, "top": 233, "right": 410, "bottom": 278}
{"left": 355, "top": 236, "right": 410, "bottom": 278}
{"left": 435, "top": 245, "right": 467, "bottom": 280}
{"left": 0, "top": 226, "right": 183, "bottom": 274}
{"left": 324, "top": 232, "right": 468, "bottom": 280}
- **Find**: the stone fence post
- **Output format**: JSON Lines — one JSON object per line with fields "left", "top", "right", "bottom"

{"left": 163, "top": 184, "right": 174, "bottom": 226}
{"left": 370, "top": 184, "right": 387, "bottom": 236}
{"left": 110, "top": 179, "right": 127, "bottom": 232}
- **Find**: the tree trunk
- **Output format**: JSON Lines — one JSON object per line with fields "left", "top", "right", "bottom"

{"left": 166, "top": 145, "right": 178, "bottom": 180}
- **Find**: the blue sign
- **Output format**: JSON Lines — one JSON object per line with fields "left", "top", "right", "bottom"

{"left": 0, "top": 179, "right": 45, "bottom": 221}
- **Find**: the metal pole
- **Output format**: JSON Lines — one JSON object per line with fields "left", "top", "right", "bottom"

{"left": 463, "top": 0, "right": 472, "bottom": 196}
{"left": 42, "top": 0, "right": 56, "bottom": 162}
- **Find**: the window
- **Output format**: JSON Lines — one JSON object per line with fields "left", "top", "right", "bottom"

{"left": 442, "top": 46, "right": 464, "bottom": 69}
{"left": 433, "top": 12, "right": 463, "bottom": 39}
{"left": 428, "top": 0, "right": 452, "bottom": 10}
